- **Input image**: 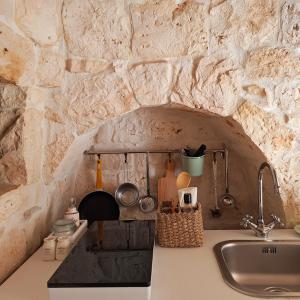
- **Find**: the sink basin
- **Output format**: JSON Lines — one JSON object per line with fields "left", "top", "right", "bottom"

{"left": 214, "top": 240, "right": 300, "bottom": 298}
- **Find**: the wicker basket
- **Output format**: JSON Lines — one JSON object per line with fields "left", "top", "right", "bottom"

{"left": 157, "top": 205, "right": 204, "bottom": 248}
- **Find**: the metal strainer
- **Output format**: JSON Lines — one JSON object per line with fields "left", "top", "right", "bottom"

{"left": 115, "top": 154, "right": 139, "bottom": 207}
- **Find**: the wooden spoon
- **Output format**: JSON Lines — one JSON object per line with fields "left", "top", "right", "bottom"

{"left": 176, "top": 171, "right": 191, "bottom": 190}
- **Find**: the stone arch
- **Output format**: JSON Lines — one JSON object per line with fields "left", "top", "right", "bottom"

{"left": 72, "top": 104, "right": 288, "bottom": 229}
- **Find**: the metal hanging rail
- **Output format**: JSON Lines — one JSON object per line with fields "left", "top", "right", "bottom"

{"left": 84, "top": 148, "right": 226, "bottom": 156}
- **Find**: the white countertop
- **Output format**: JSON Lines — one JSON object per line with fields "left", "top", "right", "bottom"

{"left": 1, "top": 229, "right": 299, "bottom": 300}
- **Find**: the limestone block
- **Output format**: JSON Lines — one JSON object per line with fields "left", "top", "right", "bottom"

{"left": 0, "top": 22, "right": 35, "bottom": 85}
{"left": 170, "top": 56, "right": 243, "bottom": 115}
{"left": 0, "top": 83, "right": 26, "bottom": 110}
{"left": 286, "top": 114, "right": 300, "bottom": 129}
{"left": 23, "top": 109, "right": 43, "bottom": 184}
{"left": 0, "top": 188, "right": 22, "bottom": 220}
{"left": 0, "top": 227, "right": 27, "bottom": 283}
{"left": 15, "top": 0, "right": 63, "bottom": 46}
{"left": 208, "top": 0, "right": 234, "bottom": 51}
{"left": 246, "top": 48, "right": 300, "bottom": 79}
{"left": 0, "top": 112, "right": 23, "bottom": 157}
{"left": 241, "top": 84, "right": 270, "bottom": 108}
{"left": 63, "top": 0, "right": 132, "bottom": 59}
{"left": 280, "top": 0, "right": 300, "bottom": 47}
{"left": 65, "top": 69, "right": 139, "bottom": 133}
{"left": 127, "top": 61, "right": 172, "bottom": 106}
{"left": 209, "top": 0, "right": 278, "bottom": 52}
{"left": 44, "top": 107, "right": 64, "bottom": 124}
{"left": 0, "top": 0, "right": 14, "bottom": 20}
{"left": 23, "top": 205, "right": 41, "bottom": 221}
{"left": 66, "top": 58, "right": 111, "bottom": 74}
{"left": 130, "top": 0, "right": 208, "bottom": 58}
{"left": 191, "top": 57, "right": 242, "bottom": 116}
{"left": 169, "top": 58, "right": 197, "bottom": 108}
{"left": 233, "top": 101, "right": 295, "bottom": 162}
{"left": 36, "top": 48, "right": 65, "bottom": 87}
{"left": 275, "top": 83, "right": 300, "bottom": 114}
{"left": 22, "top": 210, "right": 44, "bottom": 255}
{"left": 43, "top": 131, "right": 74, "bottom": 183}
{"left": 0, "top": 112, "right": 26, "bottom": 186}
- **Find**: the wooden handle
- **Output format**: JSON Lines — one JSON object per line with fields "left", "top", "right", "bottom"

{"left": 96, "top": 158, "right": 103, "bottom": 190}
{"left": 166, "top": 159, "right": 175, "bottom": 174}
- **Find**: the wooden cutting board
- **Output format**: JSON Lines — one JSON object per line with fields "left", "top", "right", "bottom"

{"left": 158, "top": 159, "right": 178, "bottom": 210}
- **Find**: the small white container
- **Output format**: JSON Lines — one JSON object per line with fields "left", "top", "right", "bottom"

{"left": 56, "top": 236, "right": 71, "bottom": 261}
{"left": 178, "top": 187, "right": 198, "bottom": 208}
{"left": 43, "top": 236, "right": 57, "bottom": 261}
{"left": 64, "top": 197, "right": 80, "bottom": 227}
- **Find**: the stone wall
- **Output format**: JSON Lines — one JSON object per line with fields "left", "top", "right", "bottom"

{"left": 1, "top": 0, "right": 300, "bottom": 283}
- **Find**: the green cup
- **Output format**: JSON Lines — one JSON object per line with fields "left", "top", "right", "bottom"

{"left": 182, "top": 154, "right": 205, "bottom": 177}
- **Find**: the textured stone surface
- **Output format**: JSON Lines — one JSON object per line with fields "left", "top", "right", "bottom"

{"left": 43, "top": 132, "right": 74, "bottom": 183}
{"left": 15, "top": 0, "right": 63, "bottom": 46}
{"left": 0, "top": 83, "right": 26, "bottom": 110}
{"left": 44, "top": 107, "right": 64, "bottom": 124}
{"left": 170, "top": 57, "right": 242, "bottom": 115}
{"left": 0, "top": 0, "right": 14, "bottom": 20}
{"left": 63, "top": 0, "right": 132, "bottom": 59}
{"left": 65, "top": 69, "right": 139, "bottom": 133}
{"left": 0, "top": 187, "right": 25, "bottom": 221}
{"left": 127, "top": 61, "right": 172, "bottom": 106}
{"left": 0, "top": 112, "right": 26, "bottom": 187}
{"left": 65, "top": 58, "right": 111, "bottom": 74}
{"left": 233, "top": 101, "right": 297, "bottom": 206}
{"left": 231, "top": 0, "right": 278, "bottom": 49}
{"left": 0, "top": 83, "right": 27, "bottom": 189}
{"left": 36, "top": 48, "right": 65, "bottom": 87}
{"left": 234, "top": 101, "right": 295, "bottom": 159}
{"left": 275, "top": 83, "right": 300, "bottom": 114}
{"left": 169, "top": 58, "right": 196, "bottom": 108}
{"left": 0, "top": 22, "right": 35, "bottom": 85}
{"left": 192, "top": 57, "right": 242, "bottom": 115}
{"left": 2, "top": 0, "right": 300, "bottom": 286}
{"left": 0, "top": 227, "right": 27, "bottom": 283}
{"left": 209, "top": 0, "right": 278, "bottom": 53}
{"left": 130, "top": 0, "right": 208, "bottom": 58}
{"left": 23, "top": 109, "right": 43, "bottom": 184}
{"left": 246, "top": 48, "right": 300, "bottom": 79}
{"left": 241, "top": 84, "right": 270, "bottom": 108}
{"left": 280, "top": 0, "right": 300, "bottom": 47}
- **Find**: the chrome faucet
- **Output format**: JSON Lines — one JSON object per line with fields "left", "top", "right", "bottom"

{"left": 241, "top": 162, "right": 284, "bottom": 238}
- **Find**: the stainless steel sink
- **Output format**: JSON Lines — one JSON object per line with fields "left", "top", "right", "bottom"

{"left": 214, "top": 240, "right": 300, "bottom": 298}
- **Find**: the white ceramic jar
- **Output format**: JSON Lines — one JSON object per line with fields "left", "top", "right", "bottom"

{"left": 64, "top": 197, "right": 80, "bottom": 227}
{"left": 56, "top": 236, "right": 71, "bottom": 261}
{"left": 43, "top": 236, "right": 57, "bottom": 261}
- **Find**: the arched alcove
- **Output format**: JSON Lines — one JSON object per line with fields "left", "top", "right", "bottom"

{"left": 74, "top": 105, "right": 286, "bottom": 229}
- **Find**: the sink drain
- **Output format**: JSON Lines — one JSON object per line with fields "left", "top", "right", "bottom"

{"left": 264, "top": 287, "right": 291, "bottom": 293}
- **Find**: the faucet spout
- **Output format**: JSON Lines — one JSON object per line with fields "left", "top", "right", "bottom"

{"left": 241, "top": 162, "right": 284, "bottom": 239}
{"left": 257, "top": 162, "right": 280, "bottom": 227}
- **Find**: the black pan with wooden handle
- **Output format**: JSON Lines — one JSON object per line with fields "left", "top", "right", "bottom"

{"left": 78, "top": 157, "right": 120, "bottom": 227}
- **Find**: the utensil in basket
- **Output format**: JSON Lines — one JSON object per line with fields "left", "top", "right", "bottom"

{"left": 157, "top": 204, "right": 204, "bottom": 248}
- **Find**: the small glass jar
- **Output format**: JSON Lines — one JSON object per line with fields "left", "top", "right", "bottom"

{"left": 52, "top": 219, "right": 76, "bottom": 237}
{"left": 56, "top": 236, "right": 71, "bottom": 261}
{"left": 43, "top": 236, "right": 56, "bottom": 261}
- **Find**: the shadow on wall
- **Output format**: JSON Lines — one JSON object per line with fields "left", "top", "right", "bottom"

{"left": 74, "top": 105, "right": 286, "bottom": 229}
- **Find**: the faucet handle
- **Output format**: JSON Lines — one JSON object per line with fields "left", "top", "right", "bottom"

{"left": 270, "top": 214, "right": 285, "bottom": 227}
{"left": 240, "top": 214, "right": 254, "bottom": 228}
